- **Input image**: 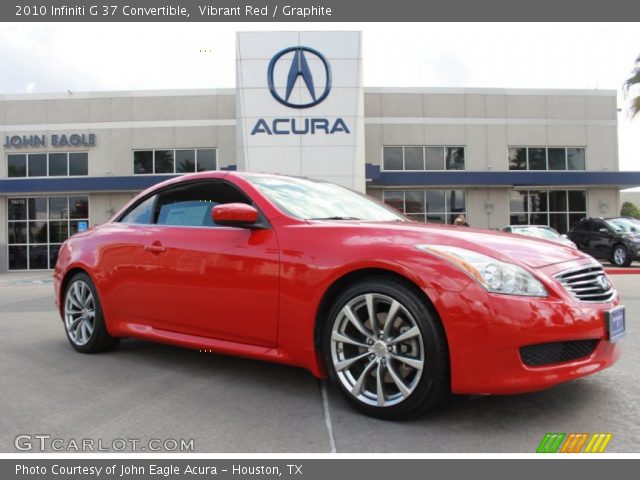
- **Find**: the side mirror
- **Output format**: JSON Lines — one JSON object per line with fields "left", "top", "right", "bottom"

{"left": 561, "top": 234, "right": 568, "bottom": 239}
{"left": 212, "top": 203, "right": 259, "bottom": 228}
{"left": 598, "top": 228, "right": 609, "bottom": 233}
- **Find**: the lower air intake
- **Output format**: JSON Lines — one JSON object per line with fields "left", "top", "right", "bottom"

{"left": 520, "top": 339, "right": 599, "bottom": 367}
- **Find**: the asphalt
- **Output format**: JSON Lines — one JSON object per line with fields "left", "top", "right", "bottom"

{"left": 0, "top": 272, "right": 638, "bottom": 453}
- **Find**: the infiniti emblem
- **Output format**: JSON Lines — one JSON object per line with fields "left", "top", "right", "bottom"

{"left": 597, "top": 275, "right": 611, "bottom": 290}
{"left": 267, "top": 46, "right": 332, "bottom": 109}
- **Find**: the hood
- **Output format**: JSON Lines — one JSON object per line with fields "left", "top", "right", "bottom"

{"left": 323, "top": 221, "right": 589, "bottom": 269}
{"left": 621, "top": 232, "right": 640, "bottom": 241}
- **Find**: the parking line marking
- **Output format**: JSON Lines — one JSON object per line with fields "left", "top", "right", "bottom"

{"left": 320, "top": 380, "right": 337, "bottom": 453}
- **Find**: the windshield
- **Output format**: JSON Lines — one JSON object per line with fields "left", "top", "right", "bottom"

{"left": 513, "top": 227, "right": 559, "bottom": 240}
{"left": 245, "top": 175, "right": 407, "bottom": 222}
{"left": 607, "top": 219, "right": 639, "bottom": 233}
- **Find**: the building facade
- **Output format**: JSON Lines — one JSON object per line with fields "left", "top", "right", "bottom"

{"left": 1, "top": 31, "right": 639, "bottom": 272}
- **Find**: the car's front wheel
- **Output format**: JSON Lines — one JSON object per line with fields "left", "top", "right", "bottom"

{"left": 63, "top": 272, "right": 119, "bottom": 353}
{"left": 322, "top": 278, "right": 449, "bottom": 420}
{"left": 611, "top": 245, "right": 631, "bottom": 267}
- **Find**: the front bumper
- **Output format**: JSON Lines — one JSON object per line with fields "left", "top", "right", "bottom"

{"left": 432, "top": 259, "right": 622, "bottom": 395}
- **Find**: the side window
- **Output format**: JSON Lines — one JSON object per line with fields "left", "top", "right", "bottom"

{"left": 153, "top": 181, "right": 252, "bottom": 227}
{"left": 120, "top": 195, "right": 156, "bottom": 225}
{"left": 574, "top": 219, "right": 589, "bottom": 231}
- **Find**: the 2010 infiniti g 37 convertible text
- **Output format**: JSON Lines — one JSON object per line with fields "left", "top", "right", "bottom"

{"left": 53, "top": 172, "right": 624, "bottom": 419}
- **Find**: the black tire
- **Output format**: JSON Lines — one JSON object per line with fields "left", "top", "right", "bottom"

{"left": 611, "top": 245, "right": 632, "bottom": 267}
{"left": 322, "top": 277, "right": 449, "bottom": 420}
{"left": 62, "top": 272, "right": 119, "bottom": 353}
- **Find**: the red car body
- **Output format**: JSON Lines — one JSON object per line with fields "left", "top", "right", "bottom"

{"left": 54, "top": 171, "right": 621, "bottom": 395}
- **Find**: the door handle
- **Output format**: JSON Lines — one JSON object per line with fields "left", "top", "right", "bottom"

{"left": 144, "top": 243, "right": 166, "bottom": 254}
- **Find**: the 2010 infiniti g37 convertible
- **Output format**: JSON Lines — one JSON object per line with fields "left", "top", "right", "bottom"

{"left": 54, "top": 172, "right": 625, "bottom": 419}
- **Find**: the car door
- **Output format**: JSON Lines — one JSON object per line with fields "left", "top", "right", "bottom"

{"left": 97, "top": 195, "right": 158, "bottom": 330}
{"left": 568, "top": 219, "right": 592, "bottom": 253}
{"left": 589, "top": 220, "right": 614, "bottom": 259}
{"left": 134, "top": 179, "right": 280, "bottom": 347}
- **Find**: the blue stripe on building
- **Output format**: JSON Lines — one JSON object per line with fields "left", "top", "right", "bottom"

{"left": 365, "top": 164, "right": 640, "bottom": 188}
{"left": 1, "top": 165, "right": 639, "bottom": 194}
{"left": 0, "top": 165, "right": 239, "bottom": 194}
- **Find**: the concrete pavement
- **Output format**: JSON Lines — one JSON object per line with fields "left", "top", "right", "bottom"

{"left": 0, "top": 272, "right": 637, "bottom": 452}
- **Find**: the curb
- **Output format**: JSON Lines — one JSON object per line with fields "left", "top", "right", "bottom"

{"left": 604, "top": 268, "right": 640, "bottom": 275}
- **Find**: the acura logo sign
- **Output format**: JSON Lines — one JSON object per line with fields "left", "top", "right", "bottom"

{"left": 252, "top": 45, "right": 349, "bottom": 135}
{"left": 267, "top": 46, "right": 332, "bottom": 108}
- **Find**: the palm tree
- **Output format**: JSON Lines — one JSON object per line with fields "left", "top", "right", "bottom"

{"left": 624, "top": 54, "right": 640, "bottom": 118}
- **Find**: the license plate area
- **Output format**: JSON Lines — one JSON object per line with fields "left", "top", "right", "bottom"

{"left": 605, "top": 306, "right": 625, "bottom": 343}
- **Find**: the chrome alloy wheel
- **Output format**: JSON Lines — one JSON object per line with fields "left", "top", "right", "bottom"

{"left": 64, "top": 280, "right": 96, "bottom": 346}
{"left": 330, "top": 293, "right": 425, "bottom": 407}
{"left": 613, "top": 247, "right": 627, "bottom": 266}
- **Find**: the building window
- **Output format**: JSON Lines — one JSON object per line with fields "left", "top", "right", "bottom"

{"left": 133, "top": 149, "right": 217, "bottom": 175}
{"left": 383, "top": 189, "right": 467, "bottom": 224}
{"left": 508, "top": 147, "right": 585, "bottom": 171}
{"left": 508, "top": 189, "right": 587, "bottom": 234}
{"left": 7, "top": 152, "right": 88, "bottom": 178}
{"left": 7, "top": 196, "right": 89, "bottom": 271}
{"left": 382, "top": 146, "right": 465, "bottom": 171}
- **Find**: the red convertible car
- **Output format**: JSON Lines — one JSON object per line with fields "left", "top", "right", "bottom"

{"left": 54, "top": 172, "right": 624, "bottom": 419}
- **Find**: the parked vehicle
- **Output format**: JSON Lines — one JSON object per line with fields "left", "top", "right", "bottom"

{"left": 54, "top": 172, "right": 623, "bottom": 419}
{"left": 567, "top": 217, "right": 640, "bottom": 267}
{"left": 608, "top": 217, "right": 640, "bottom": 233}
{"left": 501, "top": 225, "right": 577, "bottom": 248}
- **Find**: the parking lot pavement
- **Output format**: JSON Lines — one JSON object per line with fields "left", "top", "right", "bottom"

{"left": 0, "top": 274, "right": 330, "bottom": 453}
{"left": 0, "top": 273, "right": 638, "bottom": 453}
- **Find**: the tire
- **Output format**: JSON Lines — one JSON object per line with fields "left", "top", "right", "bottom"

{"left": 611, "top": 245, "right": 631, "bottom": 267}
{"left": 322, "top": 277, "right": 449, "bottom": 420}
{"left": 62, "top": 272, "right": 119, "bottom": 353}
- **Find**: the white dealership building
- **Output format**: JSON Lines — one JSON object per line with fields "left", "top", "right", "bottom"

{"left": 1, "top": 31, "right": 639, "bottom": 271}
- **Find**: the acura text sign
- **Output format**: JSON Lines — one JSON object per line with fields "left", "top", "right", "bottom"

{"left": 251, "top": 46, "right": 350, "bottom": 135}
{"left": 236, "top": 31, "right": 365, "bottom": 191}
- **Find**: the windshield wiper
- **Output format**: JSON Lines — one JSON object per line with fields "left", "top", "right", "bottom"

{"left": 309, "top": 216, "right": 362, "bottom": 220}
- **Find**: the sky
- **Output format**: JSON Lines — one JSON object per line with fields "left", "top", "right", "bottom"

{"left": 0, "top": 22, "right": 638, "bottom": 177}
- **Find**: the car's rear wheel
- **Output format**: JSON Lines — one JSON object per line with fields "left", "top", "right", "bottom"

{"left": 63, "top": 273, "right": 119, "bottom": 353}
{"left": 322, "top": 278, "right": 449, "bottom": 420}
{"left": 611, "top": 245, "right": 631, "bottom": 267}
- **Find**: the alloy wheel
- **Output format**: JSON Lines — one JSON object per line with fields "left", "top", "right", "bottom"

{"left": 64, "top": 280, "right": 96, "bottom": 346}
{"left": 613, "top": 247, "right": 627, "bottom": 266}
{"left": 330, "top": 293, "right": 425, "bottom": 407}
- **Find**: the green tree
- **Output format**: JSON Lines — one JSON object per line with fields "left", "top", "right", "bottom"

{"left": 623, "top": 54, "right": 640, "bottom": 118}
{"left": 620, "top": 201, "right": 640, "bottom": 219}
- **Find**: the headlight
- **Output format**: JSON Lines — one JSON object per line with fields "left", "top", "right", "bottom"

{"left": 416, "top": 245, "right": 548, "bottom": 297}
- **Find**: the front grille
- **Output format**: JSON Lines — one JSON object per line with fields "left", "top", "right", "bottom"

{"left": 520, "top": 339, "right": 599, "bottom": 367}
{"left": 554, "top": 264, "right": 616, "bottom": 302}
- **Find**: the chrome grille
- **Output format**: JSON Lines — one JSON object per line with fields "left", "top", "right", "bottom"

{"left": 555, "top": 264, "right": 616, "bottom": 303}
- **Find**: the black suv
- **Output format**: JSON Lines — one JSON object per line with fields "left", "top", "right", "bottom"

{"left": 567, "top": 217, "right": 640, "bottom": 267}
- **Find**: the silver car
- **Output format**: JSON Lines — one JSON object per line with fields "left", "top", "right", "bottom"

{"left": 501, "top": 225, "right": 578, "bottom": 248}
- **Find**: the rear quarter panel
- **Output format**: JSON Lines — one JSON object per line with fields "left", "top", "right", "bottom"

{"left": 54, "top": 223, "right": 145, "bottom": 334}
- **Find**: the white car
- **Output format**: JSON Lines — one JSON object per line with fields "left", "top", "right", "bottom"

{"left": 501, "top": 225, "right": 578, "bottom": 248}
